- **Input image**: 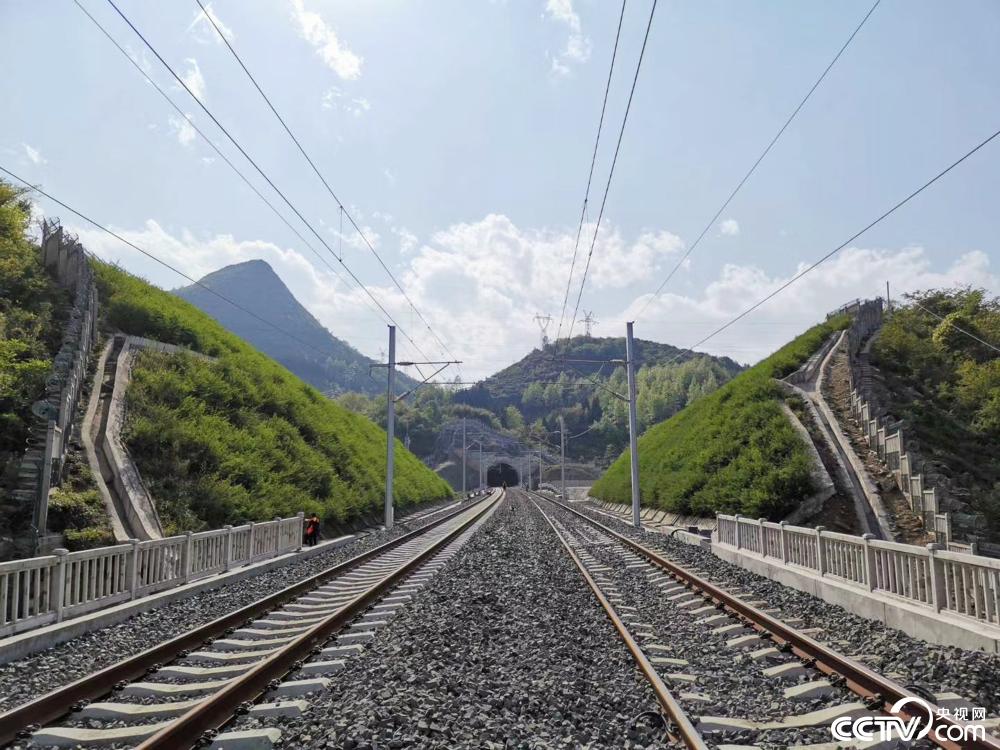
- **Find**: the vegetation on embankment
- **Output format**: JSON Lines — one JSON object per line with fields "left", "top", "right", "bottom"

{"left": 591, "top": 314, "right": 851, "bottom": 519}
{"left": 872, "top": 289, "right": 1000, "bottom": 537}
{"left": 0, "top": 184, "right": 69, "bottom": 486}
{"left": 93, "top": 262, "right": 453, "bottom": 534}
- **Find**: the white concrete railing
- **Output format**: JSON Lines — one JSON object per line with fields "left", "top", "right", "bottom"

{"left": 0, "top": 514, "right": 305, "bottom": 638}
{"left": 716, "top": 514, "right": 1000, "bottom": 628}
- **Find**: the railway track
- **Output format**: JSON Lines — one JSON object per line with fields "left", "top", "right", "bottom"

{"left": 528, "top": 489, "right": 1000, "bottom": 750}
{"left": 2, "top": 489, "right": 504, "bottom": 750}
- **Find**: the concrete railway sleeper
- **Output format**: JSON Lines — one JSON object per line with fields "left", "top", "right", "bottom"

{"left": 0, "top": 490, "right": 504, "bottom": 749}
{"left": 530, "top": 490, "right": 1000, "bottom": 750}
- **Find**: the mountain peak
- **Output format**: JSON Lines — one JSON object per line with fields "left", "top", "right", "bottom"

{"left": 173, "top": 260, "right": 416, "bottom": 396}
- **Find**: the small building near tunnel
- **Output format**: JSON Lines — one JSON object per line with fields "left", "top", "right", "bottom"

{"left": 487, "top": 462, "right": 519, "bottom": 487}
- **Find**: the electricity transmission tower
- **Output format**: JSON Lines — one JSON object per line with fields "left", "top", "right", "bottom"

{"left": 583, "top": 311, "right": 597, "bottom": 337}
{"left": 534, "top": 313, "right": 553, "bottom": 349}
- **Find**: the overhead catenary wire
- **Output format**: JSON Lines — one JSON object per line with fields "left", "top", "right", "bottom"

{"left": 658, "top": 124, "right": 1000, "bottom": 367}
{"left": 567, "top": 0, "right": 658, "bottom": 339}
{"left": 103, "top": 0, "right": 435, "bottom": 374}
{"left": 0, "top": 165, "right": 373, "bottom": 367}
{"left": 555, "top": 0, "right": 628, "bottom": 342}
{"left": 72, "top": 0, "right": 394, "bottom": 333}
{"left": 193, "top": 0, "right": 457, "bottom": 367}
{"left": 635, "top": 0, "right": 881, "bottom": 321}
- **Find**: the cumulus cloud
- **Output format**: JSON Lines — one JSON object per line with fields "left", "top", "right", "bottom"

{"left": 320, "top": 87, "right": 370, "bottom": 116}
{"left": 290, "top": 0, "right": 362, "bottom": 80}
{"left": 719, "top": 218, "right": 740, "bottom": 236}
{"left": 187, "top": 3, "right": 234, "bottom": 44}
{"left": 180, "top": 58, "right": 207, "bottom": 102}
{"left": 168, "top": 114, "right": 197, "bottom": 146}
{"left": 623, "top": 246, "right": 999, "bottom": 364}
{"left": 22, "top": 143, "right": 46, "bottom": 165}
{"left": 545, "top": 0, "right": 591, "bottom": 76}
{"left": 56, "top": 209, "right": 999, "bottom": 380}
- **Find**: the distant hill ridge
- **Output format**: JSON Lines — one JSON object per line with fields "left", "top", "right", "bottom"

{"left": 174, "top": 260, "right": 416, "bottom": 397}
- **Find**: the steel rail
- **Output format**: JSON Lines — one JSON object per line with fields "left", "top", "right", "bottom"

{"left": 527, "top": 492, "right": 708, "bottom": 749}
{"left": 533, "top": 491, "right": 1000, "bottom": 750}
{"left": 136, "top": 489, "right": 505, "bottom": 748}
{"left": 0, "top": 492, "right": 496, "bottom": 746}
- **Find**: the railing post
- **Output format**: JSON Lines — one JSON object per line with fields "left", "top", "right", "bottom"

{"left": 734, "top": 514, "right": 742, "bottom": 550}
{"left": 296, "top": 512, "right": 305, "bottom": 552}
{"left": 779, "top": 521, "right": 788, "bottom": 563}
{"left": 861, "top": 533, "right": 876, "bottom": 591}
{"left": 273, "top": 517, "right": 281, "bottom": 556}
{"left": 223, "top": 525, "right": 234, "bottom": 572}
{"left": 126, "top": 538, "right": 140, "bottom": 599}
{"left": 758, "top": 518, "right": 767, "bottom": 557}
{"left": 927, "top": 543, "right": 945, "bottom": 612}
{"left": 182, "top": 531, "right": 194, "bottom": 583}
{"left": 247, "top": 522, "right": 256, "bottom": 564}
{"left": 52, "top": 548, "right": 68, "bottom": 622}
{"left": 815, "top": 526, "right": 827, "bottom": 576}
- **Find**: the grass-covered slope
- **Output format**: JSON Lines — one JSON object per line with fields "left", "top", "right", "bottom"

{"left": 591, "top": 315, "right": 850, "bottom": 519}
{"left": 93, "top": 262, "right": 452, "bottom": 534}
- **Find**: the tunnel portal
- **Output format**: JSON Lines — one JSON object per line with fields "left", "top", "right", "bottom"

{"left": 487, "top": 462, "right": 519, "bottom": 487}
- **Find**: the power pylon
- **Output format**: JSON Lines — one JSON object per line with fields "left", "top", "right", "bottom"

{"left": 534, "top": 313, "right": 553, "bottom": 349}
{"left": 583, "top": 311, "right": 598, "bottom": 337}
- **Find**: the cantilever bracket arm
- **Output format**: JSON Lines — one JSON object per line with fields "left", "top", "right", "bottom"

{"left": 394, "top": 362, "right": 454, "bottom": 402}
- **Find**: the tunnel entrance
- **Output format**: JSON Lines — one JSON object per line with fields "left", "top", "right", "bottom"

{"left": 487, "top": 462, "right": 519, "bottom": 487}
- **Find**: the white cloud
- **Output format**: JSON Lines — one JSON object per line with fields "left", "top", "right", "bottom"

{"left": 545, "top": 0, "right": 591, "bottom": 76}
{"left": 180, "top": 58, "right": 207, "bottom": 102}
{"left": 624, "top": 246, "right": 999, "bottom": 364}
{"left": 383, "top": 168, "right": 396, "bottom": 187}
{"left": 187, "top": 3, "right": 234, "bottom": 44}
{"left": 57, "top": 209, "right": 998, "bottom": 380}
{"left": 720, "top": 218, "right": 740, "bottom": 236}
{"left": 22, "top": 143, "right": 46, "bottom": 165}
{"left": 321, "top": 87, "right": 370, "bottom": 116}
{"left": 290, "top": 0, "right": 362, "bottom": 80}
{"left": 168, "top": 114, "right": 197, "bottom": 146}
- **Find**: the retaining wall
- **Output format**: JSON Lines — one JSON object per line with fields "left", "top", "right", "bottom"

{"left": 12, "top": 222, "right": 100, "bottom": 552}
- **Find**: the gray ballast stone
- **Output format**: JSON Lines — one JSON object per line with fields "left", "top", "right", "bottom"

{"left": 31, "top": 721, "right": 172, "bottom": 747}
{"left": 208, "top": 728, "right": 282, "bottom": 750}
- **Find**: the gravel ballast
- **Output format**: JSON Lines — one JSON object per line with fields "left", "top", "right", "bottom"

{"left": 0, "top": 497, "right": 466, "bottom": 713}
{"left": 574, "top": 498, "right": 1000, "bottom": 719}
{"left": 241, "top": 491, "right": 670, "bottom": 749}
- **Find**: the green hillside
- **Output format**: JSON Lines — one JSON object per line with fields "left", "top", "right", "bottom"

{"left": 94, "top": 262, "right": 452, "bottom": 533}
{"left": 591, "top": 315, "right": 850, "bottom": 518}
{"left": 872, "top": 289, "right": 1000, "bottom": 538}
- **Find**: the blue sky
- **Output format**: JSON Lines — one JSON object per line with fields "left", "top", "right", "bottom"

{"left": 2, "top": 0, "right": 998, "bottom": 379}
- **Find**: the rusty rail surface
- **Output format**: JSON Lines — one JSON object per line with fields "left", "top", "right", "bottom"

{"left": 533, "top": 491, "right": 1000, "bottom": 750}
{"left": 0, "top": 492, "right": 498, "bottom": 746}
{"left": 135, "top": 489, "right": 504, "bottom": 748}
{"left": 528, "top": 493, "right": 708, "bottom": 749}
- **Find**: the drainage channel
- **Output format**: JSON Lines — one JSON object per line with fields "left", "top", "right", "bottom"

{"left": 4, "top": 490, "right": 504, "bottom": 750}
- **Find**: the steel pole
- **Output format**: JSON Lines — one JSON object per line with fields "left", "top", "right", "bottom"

{"left": 461, "top": 418, "right": 466, "bottom": 494}
{"left": 625, "top": 321, "right": 641, "bottom": 528}
{"left": 559, "top": 416, "right": 566, "bottom": 500}
{"left": 384, "top": 326, "right": 396, "bottom": 530}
